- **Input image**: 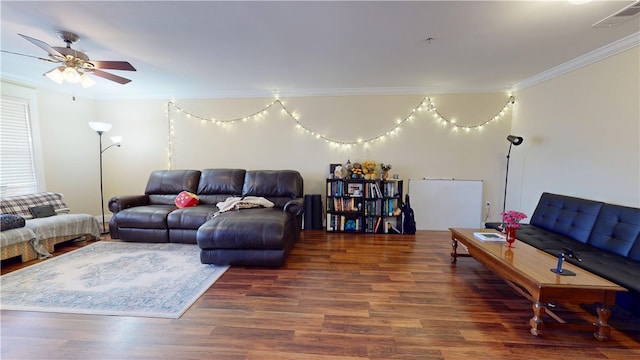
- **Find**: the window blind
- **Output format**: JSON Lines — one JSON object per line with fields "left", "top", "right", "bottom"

{"left": 1, "top": 96, "right": 38, "bottom": 197}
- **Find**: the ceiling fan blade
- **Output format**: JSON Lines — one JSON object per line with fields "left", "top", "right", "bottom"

{"left": 18, "top": 33, "right": 64, "bottom": 59}
{"left": 0, "top": 49, "right": 58, "bottom": 63}
{"left": 89, "top": 60, "right": 136, "bottom": 71}
{"left": 92, "top": 69, "right": 132, "bottom": 84}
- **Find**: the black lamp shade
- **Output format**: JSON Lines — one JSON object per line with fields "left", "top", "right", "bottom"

{"left": 507, "top": 135, "right": 524, "bottom": 146}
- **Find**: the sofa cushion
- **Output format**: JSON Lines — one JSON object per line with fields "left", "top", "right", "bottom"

{"left": 175, "top": 191, "right": 199, "bottom": 208}
{"left": 113, "top": 205, "right": 176, "bottom": 229}
{"left": 1, "top": 214, "right": 26, "bottom": 231}
{"left": 529, "top": 192, "right": 603, "bottom": 243}
{"left": 25, "top": 213, "right": 101, "bottom": 242}
{"left": 515, "top": 224, "right": 596, "bottom": 254}
{"left": 242, "top": 170, "right": 303, "bottom": 207}
{"left": 587, "top": 203, "right": 640, "bottom": 257}
{"left": 567, "top": 249, "right": 640, "bottom": 294}
{"left": 167, "top": 206, "right": 218, "bottom": 230}
{"left": 145, "top": 170, "right": 201, "bottom": 205}
{"left": 197, "top": 169, "right": 246, "bottom": 205}
{"left": 0, "top": 226, "right": 36, "bottom": 248}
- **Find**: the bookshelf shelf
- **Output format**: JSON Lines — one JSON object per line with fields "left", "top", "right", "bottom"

{"left": 326, "top": 178, "right": 404, "bottom": 234}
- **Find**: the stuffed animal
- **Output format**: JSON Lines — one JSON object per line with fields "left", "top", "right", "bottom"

{"left": 334, "top": 165, "right": 343, "bottom": 179}
{"left": 344, "top": 159, "right": 353, "bottom": 173}
{"left": 351, "top": 162, "right": 363, "bottom": 178}
{"left": 362, "top": 161, "right": 378, "bottom": 180}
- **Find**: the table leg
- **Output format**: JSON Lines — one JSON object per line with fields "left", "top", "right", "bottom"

{"left": 530, "top": 301, "right": 546, "bottom": 336}
{"left": 593, "top": 305, "right": 612, "bottom": 341}
{"left": 451, "top": 238, "right": 458, "bottom": 263}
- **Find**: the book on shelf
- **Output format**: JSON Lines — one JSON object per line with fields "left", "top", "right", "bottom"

{"left": 383, "top": 181, "right": 395, "bottom": 197}
{"left": 333, "top": 198, "right": 361, "bottom": 212}
{"left": 473, "top": 232, "right": 506, "bottom": 241}
{"left": 366, "top": 182, "right": 382, "bottom": 198}
{"left": 366, "top": 199, "right": 381, "bottom": 216}
{"left": 374, "top": 182, "right": 383, "bottom": 198}
{"left": 327, "top": 180, "right": 344, "bottom": 197}
{"left": 374, "top": 217, "right": 382, "bottom": 233}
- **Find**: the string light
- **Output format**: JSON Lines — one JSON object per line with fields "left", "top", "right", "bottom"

{"left": 166, "top": 95, "right": 515, "bottom": 156}
{"left": 168, "top": 99, "right": 280, "bottom": 124}
{"left": 166, "top": 101, "right": 174, "bottom": 169}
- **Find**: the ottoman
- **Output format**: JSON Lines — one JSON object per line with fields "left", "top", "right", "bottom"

{"left": 196, "top": 207, "right": 298, "bottom": 266}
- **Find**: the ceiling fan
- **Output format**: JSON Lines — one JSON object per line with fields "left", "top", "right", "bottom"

{"left": 10, "top": 30, "right": 136, "bottom": 87}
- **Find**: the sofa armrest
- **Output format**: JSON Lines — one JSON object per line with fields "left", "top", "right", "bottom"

{"left": 109, "top": 195, "right": 150, "bottom": 213}
{"left": 283, "top": 198, "right": 304, "bottom": 216}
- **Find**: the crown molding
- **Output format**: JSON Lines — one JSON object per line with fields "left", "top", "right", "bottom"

{"left": 157, "top": 86, "right": 513, "bottom": 100}
{"left": 513, "top": 31, "right": 640, "bottom": 91}
{"left": 268, "top": 86, "right": 512, "bottom": 99}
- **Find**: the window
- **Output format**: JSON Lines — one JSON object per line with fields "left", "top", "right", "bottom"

{"left": 1, "top": 95, "right": 39, "bottom": 197}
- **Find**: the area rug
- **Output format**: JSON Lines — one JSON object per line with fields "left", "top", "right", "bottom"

{"left": 0, "top": 241, "right": 229, "bottom": 318}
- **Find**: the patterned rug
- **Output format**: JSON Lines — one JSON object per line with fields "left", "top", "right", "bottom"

{"left": 0, "top": 241, "right": 229, "bottom": 318}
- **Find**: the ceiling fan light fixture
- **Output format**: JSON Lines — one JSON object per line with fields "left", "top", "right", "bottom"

{"left": 18, "top": 32, "right": 136, "bottom": 86}
{"left": 63, "top": 66, "right": 81, "bottom": 83}
{"left": 80, "top": 73, "right": 96, "bottom": 88}
{"left": 45, "top": 67, "right": 64, "bottom": 84}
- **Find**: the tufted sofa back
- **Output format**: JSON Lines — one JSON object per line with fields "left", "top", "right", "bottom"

{"left": 197, "top": 169, "right": 246, "bottom": 205}
{"left": 587, "top": 203, "right": 640, "bottom": 258}
{"left": 242, "top": 170, "right": 304, "bottom": 208}
{"left": 141, "top": 169, "right": 303, "bottom": 208}
{"left": 145, "top": 170, "right": 201, "bottom": 205}
{"left": 529, "top": 192, "right": 603, "bottom": 244}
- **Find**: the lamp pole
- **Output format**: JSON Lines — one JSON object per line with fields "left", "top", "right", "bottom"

{"left": 503, "top": 142, "right": 513, "bottom": 215}
{"left": 89, "top": 122, "right": 120, "bottom": 235}
{"left": 503, "top": 135, "right": 524, "bottom": 214}
{"left": 97, "top": 140, "right": 122, "bottom": 234}
{"left": 97, "top": 130, "right": 107, "bottom": 234}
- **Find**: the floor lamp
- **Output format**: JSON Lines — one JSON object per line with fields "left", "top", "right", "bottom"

{"left": 503, "top": 135, "right": 524, "bottom": 214}
{"left": 89, "top": 122, "right": 122, "bottom": 234}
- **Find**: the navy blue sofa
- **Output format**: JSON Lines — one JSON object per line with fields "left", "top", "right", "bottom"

{"left": 512, "top": 192, "right": 640, "bottom": 314}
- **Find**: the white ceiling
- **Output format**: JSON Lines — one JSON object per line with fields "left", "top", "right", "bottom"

{"left": 1, "top": 1, "right": 639, "bottom": 100}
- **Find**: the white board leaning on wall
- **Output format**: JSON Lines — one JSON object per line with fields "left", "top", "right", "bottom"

{"left": 408, "top": 179, "right": 483, "bottom": 231}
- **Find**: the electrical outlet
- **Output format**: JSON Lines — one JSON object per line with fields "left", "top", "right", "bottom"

{"left": 485, "top": 201, "right": 491, "bottom": 209}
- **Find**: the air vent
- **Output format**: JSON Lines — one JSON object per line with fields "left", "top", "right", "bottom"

{"left": 593, "top": 1, "right": 640, "bottom": 28}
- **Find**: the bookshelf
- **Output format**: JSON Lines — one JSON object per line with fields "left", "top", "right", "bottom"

{"left": 326, "top": 178, "right": 404, "bottom": 234}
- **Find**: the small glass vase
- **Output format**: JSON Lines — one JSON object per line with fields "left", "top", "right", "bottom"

{"left": 505, "top": 225, "right": 517, "bottom": 248}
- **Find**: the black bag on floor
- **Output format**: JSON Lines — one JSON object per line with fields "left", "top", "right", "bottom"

{"left": 401, "top": 194, "right": 416, "bottom": 235}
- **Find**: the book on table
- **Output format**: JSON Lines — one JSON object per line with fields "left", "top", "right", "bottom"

{"left": 473, "top": 232, "right": 506, "bottom": 241}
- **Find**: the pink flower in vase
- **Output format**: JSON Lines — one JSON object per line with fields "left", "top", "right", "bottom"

{"left": 501, "top": 210, "right": 526, "bottom": 248}
{"left": 500, "top": 210, "right": 527, "bottom": 229}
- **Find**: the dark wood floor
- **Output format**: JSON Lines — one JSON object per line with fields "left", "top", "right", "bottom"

{"left": 2, "top": 231, "right": 639, "bottom": 359}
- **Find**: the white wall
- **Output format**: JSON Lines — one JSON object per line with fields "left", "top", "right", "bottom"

{"left": 35, "top": 91, "right": 100, "bottom": 215}
{"left": 511, "top": 46, "right": 640, "bottom": 217}
{"left": 11, "top": 91, "right": 513, "bottom": 221}
{"left": 93, "top": 93, "right": 513, "bottom": 223}
{"left": 6, "top": 46, "right": 637, "bottom": 226}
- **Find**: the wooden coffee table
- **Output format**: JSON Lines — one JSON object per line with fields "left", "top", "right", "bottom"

{"left": 449, "top": 228, "right": 627, "bottom": 341}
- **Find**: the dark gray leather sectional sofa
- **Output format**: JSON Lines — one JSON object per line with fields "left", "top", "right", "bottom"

{"left": 108, "top": 169, "right": 304, "bottom": 266}
{"left": 514, "top": 192, "right": 640, "bottom": 314}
